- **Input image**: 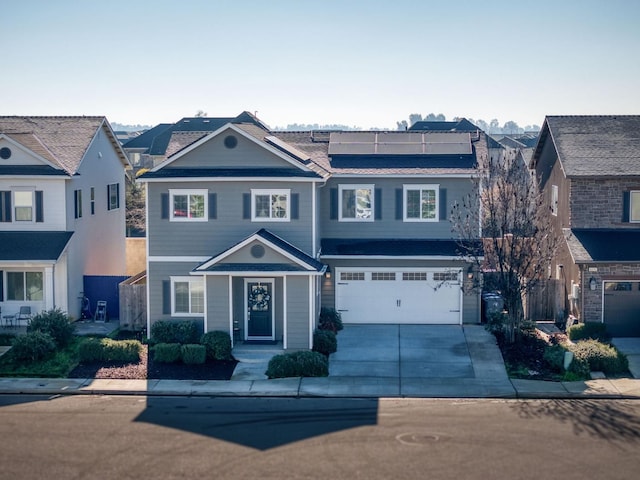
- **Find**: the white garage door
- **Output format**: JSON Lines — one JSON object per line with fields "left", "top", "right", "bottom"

{"left": 335, "top": 268, "right": 462, "bottom": 324}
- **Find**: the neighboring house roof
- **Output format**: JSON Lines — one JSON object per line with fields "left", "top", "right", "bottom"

{"left": 321, "top": 238, "right": 482, "bottom": 257}
{"left": 121, "top": 123, "right": 172, "bottom": 150}
{"left": 532, "top": 115, "right": 640, "bottom": 176}
{"left": 0, "top": 231, "right": 73, "bottom": 261}
{"left": 0, "top": 116, "right": 128, "bottom": 175}
{"left": 194, "top": 229, "right": 325, "bottom": 273}
{"left": 140, "top": 167, "right": 322, "bottom": 179}
{"left": 409, "top": 118, "right": 479, "bottom": 131}
{"left": 0, "top": 165, "right": 71, "bottom": 176}
{"left": 564, "top": 228, "right": 640, "bottom": 263}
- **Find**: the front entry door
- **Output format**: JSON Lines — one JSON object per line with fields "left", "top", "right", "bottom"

{"left": 246, "top": 280, "right": 274, "bottom": 339}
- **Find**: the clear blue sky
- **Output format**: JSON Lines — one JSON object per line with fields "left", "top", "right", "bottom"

{"left": 2, "top": 0, "right": 639, "bottom": 129}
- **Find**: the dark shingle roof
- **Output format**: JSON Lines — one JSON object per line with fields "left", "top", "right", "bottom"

{"left": 321, "top": 238, "right": 481, "bottom": 257}
{"left": 409, "top": 119, "right": 479, "bottom": 131}
{"left": 565, "top": 228, "right": 640, "bottom": 263}
{"left": 140, "top": 168, "right": 322, "bottom": 179}
{"left": 256, "top": 229, "right": 325, "bottom": 271}
{"left": 0, "top": 231, "right": 73, "bottom": 261}
{"left": 203, "top": 263, "right": 308, "bottom": 272}
{"left": 0, "top": 165, "right": 69, "bottom": 176}
{"left": 534, "top": 116, "right": 640, "bottom": 177}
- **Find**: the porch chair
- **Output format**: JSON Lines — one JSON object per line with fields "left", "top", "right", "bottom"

{"left": 16, "top": 306, "right": 32, "bottom": 326}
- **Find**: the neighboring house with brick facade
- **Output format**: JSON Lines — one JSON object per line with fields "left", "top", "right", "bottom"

{"left": 530, "top": 115, "right": 640, "bottom": 336}
{"left": 139, "top": 118, "right": 486, "bottom": 349}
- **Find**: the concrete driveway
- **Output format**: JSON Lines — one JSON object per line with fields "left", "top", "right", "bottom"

{"left": 612, "top": 338, "right": 640, "bottom": 378}
{"left": 326, "top": 324, "right": 513, "bottom": 396}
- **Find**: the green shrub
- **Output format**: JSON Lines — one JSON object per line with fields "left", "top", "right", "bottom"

{"left": 266, "top": 351, "right": 328, "bottom": 379}
{"left": 312, "top": 329, "right": 337, "bottom": 356}
{"left": 543, "top": 344, "right": 567, "bottom": 373}
{"left": 200, "top": 331, "right": 232, "bottom": 360}
{"left": 10, "top": 332, "right": 56, "bottom": 363}
{"left": 150, "top": 320, "right": 200, "bottom": 344}
{"left": 567, "top": 356, "right": 591, "bottom": 378}
{"left": 0, "top": 333, "right": 16, "bottom": 346}
{"left": 567, "top": 322, "right": 610, "bottom": 342}
{"left": 78, "top": 338, "right": 141, "bottom": 363}
{"left": 569, "top": 339, "right": 629, "bottom": 375}
{"left": 318, "top": 308, "right": 343, "bottom": 333}
{"left": 181, "top": 344, "right": 206, "bottom": 365}
{"left": 153, "top": 343, "right": 182, "bottom": 363}
{"left": 27, "top": 308, "right": 75, "bottom": 347}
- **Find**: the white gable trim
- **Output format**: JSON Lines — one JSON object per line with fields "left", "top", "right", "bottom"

{"left": 151, "top": 123, "right": 312, "bottom": 173}
{"left": 194, "top": 233, "right": 317, "bottom": 272}
{"left": 0, "top": 134, "right": 64, "bottom": 170}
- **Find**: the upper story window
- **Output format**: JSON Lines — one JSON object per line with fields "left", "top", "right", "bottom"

{"left": 170, "top": 189, "right": 207, "bottom": 221}
{"left": 251, "top": 189, "right": 290, "bottom": 221}
{"left": 108, "top": 183, "right": 120, "bottom": 211}
{"left": 171, "top": 276, "right": 204, "bottom": 316}
{"left": 74, "top": 189, "right": 82, "bottom": 219}
{"left": 630, "top": 191, "right": 640, "bottom": 222}
{"left": 551, "top": 185, "right": 558, "bottom": 216}
{"left": 403, "top": 184, "right": 438, "bottom": 222}
{"left": 90, "top": 187, "right": 95, "bottom": 215}
{"left": 0, "top": 190, "right": 43, "bottom": 223}
{"left": 14, "top": 191, "right": 34, "bottom": 222}
{"left": 339, "top": 184, "right": 373, "bottom": 221}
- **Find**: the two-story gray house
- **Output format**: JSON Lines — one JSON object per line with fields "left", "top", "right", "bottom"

{"left": 531, "top": 115, "right": 640, "bottom": 336}
{"left": 0, "top": 117, "right": 129, "bottom": 322}
{"left": 140, "top": 119, "right": 485, "bottom": 349}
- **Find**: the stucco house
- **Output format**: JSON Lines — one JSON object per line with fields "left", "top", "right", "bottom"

{"left": 0, "top": 116, "right": 129, "bottom": 322}
{"left": 531, "top": 115, "right": 640, "bottom": 336}
{"left": 139, "top": 118, "right": 486, "bottom": 349}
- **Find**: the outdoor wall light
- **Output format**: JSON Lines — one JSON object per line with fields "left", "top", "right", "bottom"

{"left": 325, "top": 267, "right": 331, "bottom": 279}
{"left": 589, "top": 277, "right": 597, "bottom": 291}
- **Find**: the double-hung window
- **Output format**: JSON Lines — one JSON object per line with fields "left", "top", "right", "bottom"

{"left": 630, "top": 191, "right": 640, "bottom": 222}
{"left": 14, "top": 191, "right": 34, "bottom": 222}
{"left": 251, "top": 189, "right": 290, "bottom": 221}
{"left": 170, "top": 189, "right": 207, "bottom": 221}
{"left": 171, "top": 277, "right": 204, "bottom": 315}
{"left": 108, "top": 183, "right": 120, "bottom": 210}
{"left": 6, "top": 271, "right": 43, "bottom": 301}
{"left": 339, "top": 184, "right": 374, "bottom": 221}
{"left": 551, "top": 185, "right": 558, "bottom": 216}
{"left": 403, "top": 184, "right": 438, "bottom": 221}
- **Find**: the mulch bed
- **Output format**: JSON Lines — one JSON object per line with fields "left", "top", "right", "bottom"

{"left": 68, "top": 345, "right": 237, "bottom": 380}
{"left": 496, "top": 329, "right": 567, "bottom": 380}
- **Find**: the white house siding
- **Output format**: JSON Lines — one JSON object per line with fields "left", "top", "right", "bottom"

{"left": 286, "top": 276, "right": 312, "bottom": 349}
{"left": 0, "top": 178, "right": 66, "bottom": 231}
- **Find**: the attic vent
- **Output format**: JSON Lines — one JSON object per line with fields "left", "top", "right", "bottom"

{"left": 251, "top": 244, "right": 265, "bottom": 259}
{"left": 0, "top": 147, "right": 11, "bottom": 159}
{"left": 224, "top": 135, "right": 238, "bottom": 149}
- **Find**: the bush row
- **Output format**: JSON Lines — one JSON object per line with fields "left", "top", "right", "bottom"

{"left": 566, "top": 322, "right": 610, "bottom": 342}
{"left": 266, "top": 351, "right": 328, "bottom": 379}
{"left": 543, "top": 338, "right": 628, "bottom": 377}
{"left": 149, "top": 321, "right": 233, "bottom": 361}
{"left": 9, "top": 309, "right": 76, "bottom": 363}
{"left": 79, "top": 338, "right": 142, "bottom": 363}
{"left": 153, "top": 343, "right": 207, "bottom": 364}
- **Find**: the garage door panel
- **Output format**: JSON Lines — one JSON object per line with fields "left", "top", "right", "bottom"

{"left": 336, "top": 269, "right": 461, "bottom": 324}
{"left": 603, "top": 281, "right": 640, "bottom": 337}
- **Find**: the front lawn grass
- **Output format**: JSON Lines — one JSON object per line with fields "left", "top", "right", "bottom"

{"left": 0, "top": 337, "right": 82, "bottom": 378}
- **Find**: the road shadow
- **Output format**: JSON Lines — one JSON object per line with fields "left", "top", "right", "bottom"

{"left": 512, "top": 399, "right": 640, "bottom": 443}
{"left": 134, "top": 396, "right": 379, "bottom": 450}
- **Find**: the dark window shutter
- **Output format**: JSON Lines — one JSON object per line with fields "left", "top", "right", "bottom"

{"left": 162, "top": 280, "right": 171, "bottom": 315}
{"left": 623, "top": 191, "right": 630, "bottom": 222}
{"left": 35, "top": 191, "right": 44, "bottom": 222}
{"left": 107, "top": 185, "right": 111, "bottom": 210}
{"left": 0, "top": 271, "right": 3, "bottom": 302}
{"left": 396, "top": 188, "right": 403, "bottom": 220}
{"left": 439, "top": 188, "right": 447, "bottom": 220}
{"left": 243, "top": 193, "right": 251, "bottom": 219}
{"left": 161, "top": 193, "right": 169, "bottom": 219}
{"left": 74, "top": 190, "right": 79, "bottom": 218}
{"left": 330, "top": 188, "right": 338, "bottom": 220}
{"left": 0, "top": 191, "right": 11, "bottom": 222}
{"left": 374, "top": 188, "right": 382, "bottom": 220}
{"left": 116, "top": 183, "right": 120, "bottom": 209}
{"left": 209, "top": 193, "right": 217, "bottom": 219}
{"left": 291, "top": 193, "right": 299, "bottom": 220}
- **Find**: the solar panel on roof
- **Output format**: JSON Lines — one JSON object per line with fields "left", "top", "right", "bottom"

{"left": 265, "top": 135, "right": 311, "bottom": 161}
{"left": 328, "top": 131, "right": 472, "bottom": 155}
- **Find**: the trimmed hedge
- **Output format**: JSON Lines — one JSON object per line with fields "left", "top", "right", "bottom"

{"left": 201, "top": 331, "right": 232, "bottom": 360}
{"left": 567, "top": 322, "right": 610, "bottom": 342}
{"left": 569, "top": 339, "right": 628, "bottom": 375}
{"left": 10, "top": 331, "right": 56, "bottom": 363}
{"left": 543, "top": 344, "right": 567, "bottom": 373}
{"left": 181, "top": 344, "right": 206, "bottom": 365}
{"left": 266, "top": 351, "right": 328, "bottom": 379}
{"left": 27, "top": 308, "right": 75, "bottom": 348}
{"left": 150, "top": 320, "right": 200, "bottom": 344}
{"left": 312, "top": 329, "right": 337, "bottom": 356}
{"left": 78, "top": 338, "right": 142, "bottom": 363}
{"left": 153, "top": 343, "right": 182, "bottom": 363}
{"left": 318, "top": 308, "right": 343, "bottom": 333}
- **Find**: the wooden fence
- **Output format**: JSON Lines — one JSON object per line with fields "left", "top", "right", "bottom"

{"left": 118, "top": 271, "right": 147, "bottom": 331}
{"left": 525, "top": 279, "right": 562, "bottom": 322}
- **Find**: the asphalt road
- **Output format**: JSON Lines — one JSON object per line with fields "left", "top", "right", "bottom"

{"left": 0, "top": 395, "right": 638, "bottom": 479}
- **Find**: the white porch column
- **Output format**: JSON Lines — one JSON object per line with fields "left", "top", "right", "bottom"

{"left": 44, "top": 266, "right": 54, "bottom": 310}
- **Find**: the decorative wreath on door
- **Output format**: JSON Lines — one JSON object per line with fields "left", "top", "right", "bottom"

{"left": 249, "top": 285, "right": 271, "bottom": 311}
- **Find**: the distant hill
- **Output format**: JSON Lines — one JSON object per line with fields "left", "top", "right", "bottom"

{"left": 111, "top": 122, "right": 152, "bottom": 132}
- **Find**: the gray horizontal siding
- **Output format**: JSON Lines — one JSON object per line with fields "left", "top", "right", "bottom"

{"left": 286, "top": 276, "right": 311, "bottom": 349}
{"left": 319, "top": 177, "right": 476, "bottom": 240}
{"left": 148, "top": 181, "right": 314, "bottom": 256}
{"left": 206, "top": 276, "right": 229, "bottom": 332}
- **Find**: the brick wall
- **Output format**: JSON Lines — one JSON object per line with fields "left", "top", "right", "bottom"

{"left": 571, "top": 178, "right": 640, "bottom": 228}
{"left": 582, "top": 263, "right": 640, "bottom": 322}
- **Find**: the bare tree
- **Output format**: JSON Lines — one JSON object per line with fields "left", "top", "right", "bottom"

{"left": 126, "top": 176, "right": 146, "bottom": 237}
{"left": 451, "top": 152, "right": 558, "bottom": 343}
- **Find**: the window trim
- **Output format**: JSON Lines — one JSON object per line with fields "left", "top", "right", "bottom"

{"left": 338, "top": 184, "right": 375, "bottom": 222}
{"left": 251, "top": 189, "right": 291, "bottom": 222}
{"left": 170, "top": 276, "right": 204, "bottom": 316}
{"left": 551, "top": 185, "right": 558, "bottom": 217}
{"left": 169, "top": 188, "right": 208, "bottom": 222}
{"left": 13, "top": 189, "right": 35, "bottom": 223}
{"left": 74, "top": 189, "right": 82, "bottom": 219}
{"left": 5, "top": 270, "right": 44, "bottom": 302}
{"left": 630, "top": 190, "right": 640, "bottom": 223}
{"left": 107, "top": 183, "right": 119, "bottom": 211}
{"left": 403, "top": 184, "right": 439, "bottom": 222}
